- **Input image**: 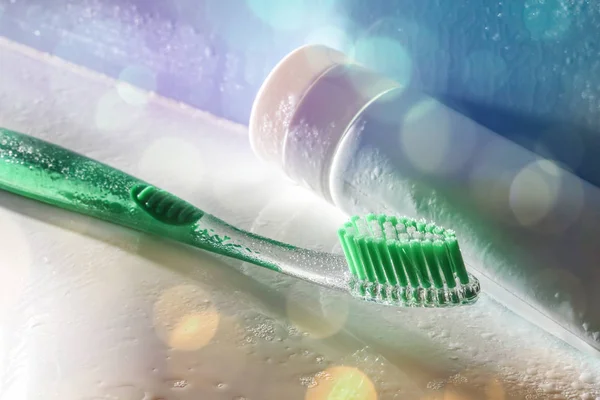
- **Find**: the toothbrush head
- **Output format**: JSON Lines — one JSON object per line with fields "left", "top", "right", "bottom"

{"left": 337, "top": 214, "right": 480, "bottom": 307}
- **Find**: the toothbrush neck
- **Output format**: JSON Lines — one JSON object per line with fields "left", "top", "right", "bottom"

{"left": 187, "top": 214, "right": 348, "bottom": 289}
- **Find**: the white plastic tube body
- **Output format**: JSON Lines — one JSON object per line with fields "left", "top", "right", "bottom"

{"left": 250, "top": 45, "right": 600, "bottom": 355}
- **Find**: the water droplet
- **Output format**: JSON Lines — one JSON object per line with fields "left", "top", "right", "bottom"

{"left": 300, "top": 374, "right": 317, "bottom": 388}
{"left": 171, "top": 379, "right": 188, "bottom": 389}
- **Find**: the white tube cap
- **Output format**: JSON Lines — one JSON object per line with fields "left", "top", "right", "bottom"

{"left": 249, "top": 44, "right": 401, "bottom": 199}
{"left": 249, "top": 45, "right": 346, "bottom": 168}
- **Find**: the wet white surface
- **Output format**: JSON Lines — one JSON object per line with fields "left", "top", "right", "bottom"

{"left": 0, "top": 37, "right": 600, "bottom": 400}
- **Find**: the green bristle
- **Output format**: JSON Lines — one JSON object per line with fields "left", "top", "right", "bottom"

{"left": 446, "top": 238, "right": 469, "bottom": 284}
{"left": 375, "top": 239, "right": 398, "bottom": 286}
{"left": 357, "top": 238, "right": 377, "bottom": 282}
{"left": 338, "top": 215, "right": 478, "bottom": 307}
{"left": 421, "top": 240, "right": 444, "bottom": 288}
{"left": 370, "top": 238, "right": 391, "bottom": 300}
{"left": 425, "top": 223, "right": 437, "bottom": 233}
{"left": 387, "top": 240, "right": 409, "bottom": 287}
{"left": 433, "top": 226, "right": 445, "bottom": 235}
{"left": 398, "top": 217, "right": 409, "bottom": 224}
{"left": 365, "top": 237, "right": 387, "bottom": 284}
{"left": 408, "top": 240, "right": 431, "bottom": 288}
{"left": 365, "top": 213, "right": 377, "bottom": 220}
{"left": 352, "top": 238, "right": 369, "bottom": 281}
{"left": 433, "top": 240, "right": 456, "bottom": 288}
{"left": 404, "top": 218, "right": 417, "bottom": 229}
{"left": 346, "top": 237, "right": 364, "bottom": 279}
{"left": 398, "top": 242, "right": 420, "bottom": 288}
{"left": 338, "top": 228, "right": 357, "bottom": 277}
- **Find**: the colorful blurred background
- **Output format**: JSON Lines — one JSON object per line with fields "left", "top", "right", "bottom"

{"left": 1, "top": 0, "right": 599, "bottom": 186}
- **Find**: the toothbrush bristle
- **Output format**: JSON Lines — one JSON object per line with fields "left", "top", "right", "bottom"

{"left": 337, "top": 215, "right": 480, "bottom": 307}
{"left": 130, "top": 184, "right": 204, "bottom": 226}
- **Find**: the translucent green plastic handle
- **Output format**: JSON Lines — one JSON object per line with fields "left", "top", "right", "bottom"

{"left": 0, "top": 128, "right": 333, "bottom": 280}
{"left": 0, "top": 128, "right": 197, "bottom": 241}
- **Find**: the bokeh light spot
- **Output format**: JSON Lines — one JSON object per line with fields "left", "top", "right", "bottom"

{"left": 169, "top": 313, "right": 219, "bottom": 351}
{"left": 286, "top": 291, "right": 349, "bottom": 339}
{"left": 153, "top": 284, "right": 220, "bottom": 351}
{"left": 365, "top": 17, "right": 439, "bottom": 55}
{"left": 443, "top": 387, "right": 476, "bottom": 400}
{"left": 305, "top": 25, "right": 353, "bottom": 53}
{"left": 351, "top": 35, "right": 412, "bottom": 86}
{"left": 95, "top": 89, "right": 144, "bottom": 131}
{"left": 524, "top": 0, "right": 572, "bottom": 41}
{"left": 485, "top": 378, "right": 506, "bottom": 400}
{"left": 117, "top": 65, "right": 156, "bottom": 106}
{"left": 247, "top": 0, "right": 336, "bottom": 31}
{"left": 469, "top": 143, "right": 522, "bottom": 223}
{"left": 305, "top": 366, "right": 377, "bottom": 400}
{"left": 536, "top": 159, "right": 561, "bottom": 177}
{"left": 509, "top": 160, "right": 561, "bottom": 227}
{"left": 471, "top": 144, "right": 584, "bottom": 231}
{"left": 362, "top": 16, "right": 439, "bottom": 87}
{"left": 400, "top": 99, "right": 451, "bottom": 174}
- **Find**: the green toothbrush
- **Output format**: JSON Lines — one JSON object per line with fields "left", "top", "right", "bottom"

{"left": 0, "top": 128, "right": 480, "bottom": 307}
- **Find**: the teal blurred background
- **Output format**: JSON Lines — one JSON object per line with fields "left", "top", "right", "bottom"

{"left": 0, "top": 0, "right": 598, "bottom": 186}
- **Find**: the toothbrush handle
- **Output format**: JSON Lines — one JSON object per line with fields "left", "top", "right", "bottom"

{"left": 0, "top": 128, "right": 185, "bottom": 237}
{"left": 0, "top": 128, "right": 348, "bottom": 285}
